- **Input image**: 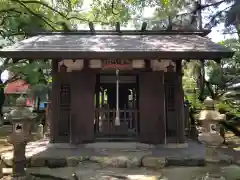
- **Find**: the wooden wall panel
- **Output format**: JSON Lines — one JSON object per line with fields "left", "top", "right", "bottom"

{"left": 139, "top": 71, "right": 165, "bottom": 144}
{"left": 71, "top": 69, "right": 96, "bottom": 143}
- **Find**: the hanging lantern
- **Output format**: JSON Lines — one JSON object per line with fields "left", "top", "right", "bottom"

{"left": 132, "top": 60, "right": 145, "bottom": 68}
{"left": 89, "top": 59, "right": 102, "bottom": 68}
{"left": 58, "top": 59, "right": 84, "bottom": 72}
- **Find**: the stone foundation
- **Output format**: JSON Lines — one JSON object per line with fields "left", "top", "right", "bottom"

{"left": 0, "top": 139, "right": 237, "bottom": 170}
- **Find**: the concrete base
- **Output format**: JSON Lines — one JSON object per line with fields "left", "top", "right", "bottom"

{"left": 46, "top": 143, "right": 78, "bottom": 149}
{"left": 162, "top": 143, "right": 188, "bottom": 149}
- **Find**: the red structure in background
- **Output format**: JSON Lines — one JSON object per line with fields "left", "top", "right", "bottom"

{"left": 4, "top": 79, "right": 34, "bottom": 106}
{"left": 4, "top": 79, "right": 29, "bottom": 94}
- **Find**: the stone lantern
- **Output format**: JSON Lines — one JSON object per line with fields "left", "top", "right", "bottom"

{"left": 6, "top": 95, "right": 36, "bottom": 178}
{"left": 198, "top": 97, "right": 226, "bottom": 179}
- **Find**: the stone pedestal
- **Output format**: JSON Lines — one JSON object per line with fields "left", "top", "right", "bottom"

{"left": 12, "top": 143, "right": 27, "bottom": 177}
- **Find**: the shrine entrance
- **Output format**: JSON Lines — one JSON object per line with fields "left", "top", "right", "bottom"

{"left": 94, "top": 61, "right": 139, "bottom": 140}
{"left": 0, "top": 28, "right": 233, "bottom": 144}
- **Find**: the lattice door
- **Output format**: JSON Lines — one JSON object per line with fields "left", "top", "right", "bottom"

{"left": 58, "top": 80, "right": 71, "bottom": 138}
{"left": 164, "top": 72, "right": 177, "bottom": 139}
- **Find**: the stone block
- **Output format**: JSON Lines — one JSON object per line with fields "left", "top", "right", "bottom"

{"left": 167, "top": 157, "right": 205, "bottom": 166}
{"left": 0, "top": 165, "right": 3, "bottom": 179}
{"left": 2, "top": 168, "right": 12, "bottom": 175}
{"left": 221, "top": 165, "right": 240, "bottom": 180}
{"left": 102, "top": 156, "right": 128, "bottom": 168}
{"left": 66, "top": 156, "right": 79, "bottom": 167}
{"left": 142, "top": 157, "right": 167, "bottom": 169}
{"left": 1, "top": 152, "right": 13, "bottom": 167}
{"left": 89, "top": 156, "right": 105, "bottom": 163}
{"left": 200, "top": 174, "right": 226, "bottom": 180}
{"left": 30, "top": 157, "right": 46, "bottom": 167}
{"left": 90, "top": 156, "right": 141, "bottom": 168}
{"left": 126, "top": 157, "right": 141, "bottom": 168}
{"left": 46, "top": 158, "right": 67, "bottom": 168}
{"left": 219, "top": 155, "right": 234, "bottom": 165}
{"left": 78, "top": 156, "right": 90, "bottom": 162}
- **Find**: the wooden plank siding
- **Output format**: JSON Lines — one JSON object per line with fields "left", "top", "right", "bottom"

{"left": 139, "top": 71, "right": 165, "bottom": 144}
{"left": 70, "top": 69, "right": 96, "bottom": 143}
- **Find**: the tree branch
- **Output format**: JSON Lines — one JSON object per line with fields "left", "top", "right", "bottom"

{"left": 204, "top": 6, "right": 232, "bottom": 29}
{"left": 17, "top": 0, "right": 67, "bottom": 17}
{"left": 0, "top": 8, "right": 22, "bottom": 15}
{"left": 11, "top": 0, "right": 57, "bottom": 30}
{"left": 12, "top": 0, "right": 109, "bottom": 24}
{"left": 201, "top": 0, "right": 226, "bottom": 9}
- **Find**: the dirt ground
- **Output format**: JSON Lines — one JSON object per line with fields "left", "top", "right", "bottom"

{"left": 220, "top": 130, "right": 240, "bottom": 162}
{"left": 0, "top": 126, "right": 239, "bottom": 180}
{"left": 0, "top": 125, "right": 12, "bottom": 153}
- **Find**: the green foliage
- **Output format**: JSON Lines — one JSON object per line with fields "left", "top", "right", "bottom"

{"left": 216, "top": 102, "right": 232, "bottom": 113}
{"left": 0, "top": 0, "right": 239, "bottom": 110}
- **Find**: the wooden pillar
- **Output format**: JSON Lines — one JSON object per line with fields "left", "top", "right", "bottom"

{"left": 175, "top": 60, "right": 185, "bottom": 143}
{"left": 50, "top": 60, "right": 58, "bottom": 143}
{"left": 96, "top": 75, "right": 100, "bottom": 108}
{"left": 101, "top": 89, "right": 104, "bottom": 107}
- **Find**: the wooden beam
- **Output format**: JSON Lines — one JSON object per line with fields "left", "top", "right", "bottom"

{"left": 12, "top": 58, "right": 20, "bottom": 63}
{"left": 88, "top": 22, "right": 95, "bottom": 32}
{"left": 116, "top": 22, "right": 120, "bottom": 32}
{"left": 214, "top": 59, "right": 221, "bottom": 64}
{"left": 28, "top": 29, "right": 212, "bottom": 36}
{"left": 141, "top": 22, "right": 147, "bottom": 31}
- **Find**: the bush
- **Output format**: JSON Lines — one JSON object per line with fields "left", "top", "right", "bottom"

{"left": 216, "top": 102, "right": 232, "bottom": 113}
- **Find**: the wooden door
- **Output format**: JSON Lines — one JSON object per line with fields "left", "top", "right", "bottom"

{"left": 139, "top": 71, "right": 165, "bottom": 144}
{"left": 71, "top": 70, "right": 96, "bottom": 143}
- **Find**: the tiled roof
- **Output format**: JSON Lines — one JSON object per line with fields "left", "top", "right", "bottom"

{"left": 0, "top": 34, "right": 234, "bottom": 59}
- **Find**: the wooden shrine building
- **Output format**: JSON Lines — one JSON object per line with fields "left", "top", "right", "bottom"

{"left": 0, "top": 28, "right": 234, "bottom": 144}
